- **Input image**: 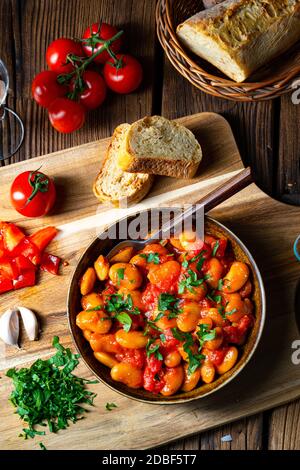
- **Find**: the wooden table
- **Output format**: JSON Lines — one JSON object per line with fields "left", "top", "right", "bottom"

{"left": 1, "top": 0, "right": 300, "bottom": 450}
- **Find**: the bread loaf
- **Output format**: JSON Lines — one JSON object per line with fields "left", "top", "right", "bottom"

{"left": 177, "top": 0, "right": 300, "bottom": 82}
{"left": 93, "top": 124, "right": 154, "bottom": 207}
{"left": 117, "top": 115, "right": 202, "bottom": 178}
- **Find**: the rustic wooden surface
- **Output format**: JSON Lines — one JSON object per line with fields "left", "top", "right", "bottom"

{"left": 1, "top": 113, "right": 300, "bottom": 450}
{"left": 1, "top": 0, "right": 300, "bottom": 450}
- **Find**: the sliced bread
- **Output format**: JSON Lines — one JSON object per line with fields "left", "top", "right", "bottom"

{"left": 117, "top": 115, "right": 202, "bottom": 178}
{"left": 93, "top": 123, "right": 154, "bottom": 207}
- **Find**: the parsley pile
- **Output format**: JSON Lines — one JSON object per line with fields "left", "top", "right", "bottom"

{"left": 139, "top": 252, "right": 160, "bottom": 265}
{"left": 6, "top": 336, "right": 98, "bottom": 439}
{"left": 178, "top": 269, "right": 208, "bottom": 295}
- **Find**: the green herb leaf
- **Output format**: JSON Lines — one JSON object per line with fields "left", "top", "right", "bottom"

{"left": 197, "top": 324, "right": 217, "bottom": 347}
{"left": 178, "top": 269, "right": 205, "bottom": 294}
{"left": 39, "top": 442, "right": 47, "bottom": 450}
{"left": 105, "top": 402, "right": 117, "bottom": 411}
{"left": 6, "top": 337, "right": 97, "bottom": 439}
{"left": 212, "top": 241, "right": 220, "bottom": 257}
{"left": 225, "top": 308, "right": 237, "bottom": 316}
{"left": 115, "top": 312, "right": 132, "bottom": 332}
{"left": 139, "top": 253, "right": 160, "bottom": 264}
{"left": 146, "top": 339, "right": 163, "bottom": 361}
{"left": 116, "top": 268, "right": 125, "bottom": 286}
{"left": 171, "top": 328, "right": 205, "bottom": 374}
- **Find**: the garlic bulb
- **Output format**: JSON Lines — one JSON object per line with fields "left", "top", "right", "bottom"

{"left": 18, "top": 307, "right": 39, "bottom": 341}
{"left": 0, "top": 308, "right": 20, "bottom": 347}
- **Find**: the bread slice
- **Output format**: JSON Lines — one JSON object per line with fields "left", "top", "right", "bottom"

{"left": 117, "top": 116, "right": 202, "bottom": 178}
{"left": 177, "top": 0, "right": 300, "bottom": 82}
{"left": 93, "top": 123, "right": 154, "bottom": 207}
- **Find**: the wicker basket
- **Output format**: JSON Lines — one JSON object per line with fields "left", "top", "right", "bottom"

{"left": 156, "top": 0, "right": 300, "bottom": 102}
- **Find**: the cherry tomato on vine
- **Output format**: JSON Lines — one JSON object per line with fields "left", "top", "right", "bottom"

{"left": 103, "top": 54, "right": 143, "bottom": 94}
{"left": 48, "top": 97, "right": 86, "bottom": 133}
{"left": 70, "top": 70, "right": 107, "bottom": 110}
{"left": 82, "top": 23, "right": 122, "bottom": 64}
{"left": 32, "top": 70, "right": 68, "bottom": 108}
{"left": 46, "top": 38, "right": 83, "bottom": 74}
{"left": 10, "top": 170, "right": 56, "bottom": 218}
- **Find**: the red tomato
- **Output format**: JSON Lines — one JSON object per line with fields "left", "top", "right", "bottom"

{"left": 46, "top": 38, "right": 83, "bottom": 74}
{"left": 116, "top": 348, "right": 146, "bottom": 369}
{"left": 31, "top": 71, "right": 67, "bottom": 108}
{"left": 48, "top": 98, "right": 85, "bottom": 133}
{"left": 70, "top": 71, "right": 106, "bottom": 110}
{"left": 82, "top": 23, "right": 122, "bottom": 64}
{"left": 10, "top": 170, "right": 56, "bottom": 218}
{"left": 104, "top": 54, "right": 143, "bottom": 94}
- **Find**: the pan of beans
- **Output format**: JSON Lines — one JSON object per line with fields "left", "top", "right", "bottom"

{"left": 68, "top": 213, "right": 265, "bottom": 403}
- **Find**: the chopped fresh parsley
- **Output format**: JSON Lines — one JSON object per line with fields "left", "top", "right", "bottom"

{"left": 160, "top": 333, "right": 166, "bottom": 343}
{"left": 212, "top": 241, "right": 220, "bottom": 257}
{"left": 139, "top": 252, "right": 160, "bottom": 265}
{"left": 105, "top": 402, "right": 117, "bottom": 411}
{"left": 116, "top": 268, "right": 125, "bottom": 285}
{"left": 146, "top": 338, "right": 163, "bottom": 361}
{"left": 158, "top": 293, "right": 180, "bottom": 313}
{"left": 6, "top": 336, "right": 98, "bottom": 440}
{"left": 105, "top": 294, "right": 140, "bottom": 332}
{"left": 206, "top": 291, "right": 222, "bottom": 304}
{"left": 197, "top": 324, "right": 216, "bottom": 347}
{"left": 171, "top": 328, "right": 205, "bottom": 374}
{"left": 217, "top": 279, "right": 224, "bottom": 291}
{"left": 178, "top": 269, "right": 205, "bottom": 295}
{"left": 225, "top": 308, "right": 237, "bottom": 316}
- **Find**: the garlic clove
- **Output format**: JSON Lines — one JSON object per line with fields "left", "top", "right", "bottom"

{"left": 18, "top": 307, "right": 39, "bottom": 341}
{"left": 0, "top": 308, "right": 20, "bottom": 348}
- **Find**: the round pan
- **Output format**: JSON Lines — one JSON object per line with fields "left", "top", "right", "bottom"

{"left": 67, "top": 212, "right": 266, "bottom": 404}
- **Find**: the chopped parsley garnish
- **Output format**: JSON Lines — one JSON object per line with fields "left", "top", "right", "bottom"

{"left": 206, "top": 291, "right": 222, "bottom": 304}
{"left": 217, "top": 279, "right": 224, "bottom": 291}
{"left": 178, "top": 269, "right": 205, "bottom": 294}
{"left": 116, "top": 268, "right": 125, "bottom": 285}
{"left": 139, "top": 252, "right": 160, "bottom": 265}
{"left": 146, "top": 338, "right": 163, "bottom": 361}
{"left": 225, "top": 308, "right": 237, "bottom": 316}
{"left": 105, "top": 402, "right": 117, "bottom": 411}
{"left": 160, "top": 333, "right": 166, "bottom": 343}
{"left": 6, "top": 336, "right": 98, "bottom": 439}
{"left": 212, "top": 241, "right": 220, "bottom": 257}
{"left": 105, "top": 294, "right": 140, "bottom": 332}
{"left": 197, "top": 324, "right": 216, "bottom": 347}
{"left": 158, "top": 293, "right": 181, "bottom": 316}
{"left": 171, "top": 328, "right": 205, "bottom": 374}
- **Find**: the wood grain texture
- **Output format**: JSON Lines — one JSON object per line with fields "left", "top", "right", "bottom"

{"left": 0, "top": 113, "right": 300, "bottom": 450}
{"left": 0, "top": 0, "right": 157, "bottom": 165}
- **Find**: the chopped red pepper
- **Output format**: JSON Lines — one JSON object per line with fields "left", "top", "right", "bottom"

{"left": 12, "top": 254, "right": 36, "bottom": 274}
{"left": 29, "top": 226, "right": 58, "bottom": 252}
{"left": 40, "top": 252, "right": 61, "bottom": 275}
{"left": 0, "top": 257, "right": 19, "bottom": 280}
{"left": 13, "top": 270, "right": 36, "bottom": 290}
{"left": 1, "top": 222, "right": 25, "bottom": 252}
{"left": 0, "top": 276, "right": 13, "bottom": 294}
{"left": 12, "top": 237, "right": 41, "bottom": 266}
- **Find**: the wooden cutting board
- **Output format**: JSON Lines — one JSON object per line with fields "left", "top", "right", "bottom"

{"left": 0, "top": 112, "right": 300, "bottom": 450}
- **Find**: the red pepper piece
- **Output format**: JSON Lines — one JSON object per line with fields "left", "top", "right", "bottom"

{"left": 40, "top": 252, "right": 61, "bottom": 275}
{"left": 12, "top": 255, "right": 36, "bottom": 274}
{"left": 1, "top": 222, "right": 25, "bottom": 252}
{"left": 13, "top": 270, "right": 36, "bottom": 290}
{"left": 12, "top": 237, "right": 41, "bottom": 266}
{"left": 0, "top": 257, "right": 19, "bottom": 280}
{"left": 0, "top": 276, "right": 13, "bottom": 294}
{"left": 29, "top": 226, "right": 58, "bottom": 252}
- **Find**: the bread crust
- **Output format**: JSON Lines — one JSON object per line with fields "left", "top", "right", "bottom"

{"left": 177, "top": 0, "right": 300, "bottom": 82}
{"left": 93, "top": 124, "right": 154, "bottom": 207}
{"left": 118, "top": 116, "right": 202, "bottom": 178}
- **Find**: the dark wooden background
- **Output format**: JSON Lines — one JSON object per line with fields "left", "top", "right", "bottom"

{"left": 1, "top": 0, "right": 300, "bottom": 449}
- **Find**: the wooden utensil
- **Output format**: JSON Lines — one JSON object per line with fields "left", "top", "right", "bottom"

{"left": 107, "top": 166, "right": 252, "bottom": 259}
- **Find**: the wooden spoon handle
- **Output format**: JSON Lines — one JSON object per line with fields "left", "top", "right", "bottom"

{"left": 199, "top": 166, "right": 252, "bottom": 212}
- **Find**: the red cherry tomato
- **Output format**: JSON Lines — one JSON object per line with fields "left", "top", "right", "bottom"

{"left": 32, "top": 71, "right": 67, "bottom": 108}
{"left": 48, "top": 98, "right": 85, "bottom": 133}
{"left": 10, "top": 170, "right": 56, "bottom": 218}
{"left": 46, "top": 38, "right": 83, "bottom": 74}
{"left": 70, "top": 71, "right": 107, "bottom": 110}
{"left": 82, "top": 23, "right": 122, "bottom": 64}
{"left": 103, "top": 54, "right": 143, "bottom": 94}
